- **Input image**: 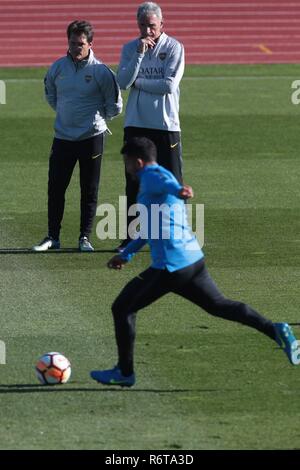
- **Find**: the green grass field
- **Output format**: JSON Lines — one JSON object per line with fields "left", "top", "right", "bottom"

{"left": 0, "top": 64, "right": 300, "bottom": 450}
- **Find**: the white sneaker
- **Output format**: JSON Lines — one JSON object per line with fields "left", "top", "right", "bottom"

{"left": 79, "top": 237, "right": 94, "bottom": 252}
{"left": 32, "top": 236, "right": 60, "bottom": 252}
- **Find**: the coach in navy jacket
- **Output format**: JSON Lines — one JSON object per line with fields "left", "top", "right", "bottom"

{"left": 33, "top": 20, "right": 122, "bottom": 253}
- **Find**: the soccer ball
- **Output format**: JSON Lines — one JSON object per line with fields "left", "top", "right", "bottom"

{"left": 35, "top": 352, "right": 71, "bottom": 385}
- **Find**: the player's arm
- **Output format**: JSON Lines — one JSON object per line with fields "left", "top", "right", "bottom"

{"left": 145, "top": 172, "right": 193, "bottom": 199}
{"left": 98, "top": 65, "right": 123, "bottom": 120}
{"left": 44, "top": 67, "right": 57, "bottom": 110}
{"left": 107, "top": 237, "right": 147, "bottom": 270}
{"left": 134, "top": 42, "right": 185, "bottom": 95}
{"left": 117, "top": 42, "right": 144, "bottom": 90}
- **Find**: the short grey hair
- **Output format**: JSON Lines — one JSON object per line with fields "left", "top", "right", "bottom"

{"left": 137, "top": 2, "right": 163, "bottom": 20}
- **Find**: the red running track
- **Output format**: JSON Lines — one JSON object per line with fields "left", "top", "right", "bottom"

{"left": 0, "top": 0, "right": 300, "bottom": 66}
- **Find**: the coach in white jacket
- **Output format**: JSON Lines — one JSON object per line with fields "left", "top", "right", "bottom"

{"left": 116, "top": 1, "right": 185, "bottom": 251}
{"left": 33, "top": 20, "right": 122, "bottom": 252}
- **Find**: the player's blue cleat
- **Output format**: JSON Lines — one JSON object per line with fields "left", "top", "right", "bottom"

{"left": 90, "top": 366, "right": 136, "bottom": 387}
{"left": 273, "top": 322, "right": 300, "bottom": 365}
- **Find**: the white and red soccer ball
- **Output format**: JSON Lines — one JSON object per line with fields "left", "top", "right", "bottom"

{"left": 35, "top": 352, "right": 71, "bottom": 385}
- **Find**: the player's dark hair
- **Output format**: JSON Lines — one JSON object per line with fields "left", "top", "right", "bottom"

{"left": 121, "top": 137, "right": 157, "bottom": 162}
{"left": 67, "top": 20, "right": 94, "bottom": 42}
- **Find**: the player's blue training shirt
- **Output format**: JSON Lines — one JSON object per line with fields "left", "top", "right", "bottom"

{"left": 120, "top": 164, "right": 204, "bottom": 272}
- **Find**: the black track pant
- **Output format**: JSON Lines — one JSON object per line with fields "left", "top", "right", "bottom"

{"left": 48, "top": 134, "right": 104, "bottom": 240}
{"left": 123, "top": 127, "right": 183, "bottom": 238}
{"left": 111, "top": 259, "right": 276, "bottom": 376}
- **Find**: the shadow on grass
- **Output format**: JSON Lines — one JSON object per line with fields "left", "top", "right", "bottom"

{"left": 0, "top": 384, "right": 239, "bottom": 394}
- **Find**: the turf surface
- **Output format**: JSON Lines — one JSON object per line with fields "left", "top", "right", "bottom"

{"left": 0, "top": 65, "right": 300, "bottom": 450}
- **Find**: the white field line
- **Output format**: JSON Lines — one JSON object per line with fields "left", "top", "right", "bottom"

{"left": 3, "top": 79, "right": 44, "bottom": 82}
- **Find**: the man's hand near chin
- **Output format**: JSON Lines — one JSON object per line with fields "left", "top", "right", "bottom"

{"left": 137, "top": 36, "right": 156, "bottom": 53}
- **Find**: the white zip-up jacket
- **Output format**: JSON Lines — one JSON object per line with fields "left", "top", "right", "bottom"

{"left": 117, "top": 32, "right": 184, "bottom": 132}
{"left": 45, "top": 49, "right": 122, "bottom": 141}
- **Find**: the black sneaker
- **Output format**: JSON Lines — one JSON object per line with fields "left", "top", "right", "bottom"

{"left": 90, "top": 366, "right": 135, "bottom": 387}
